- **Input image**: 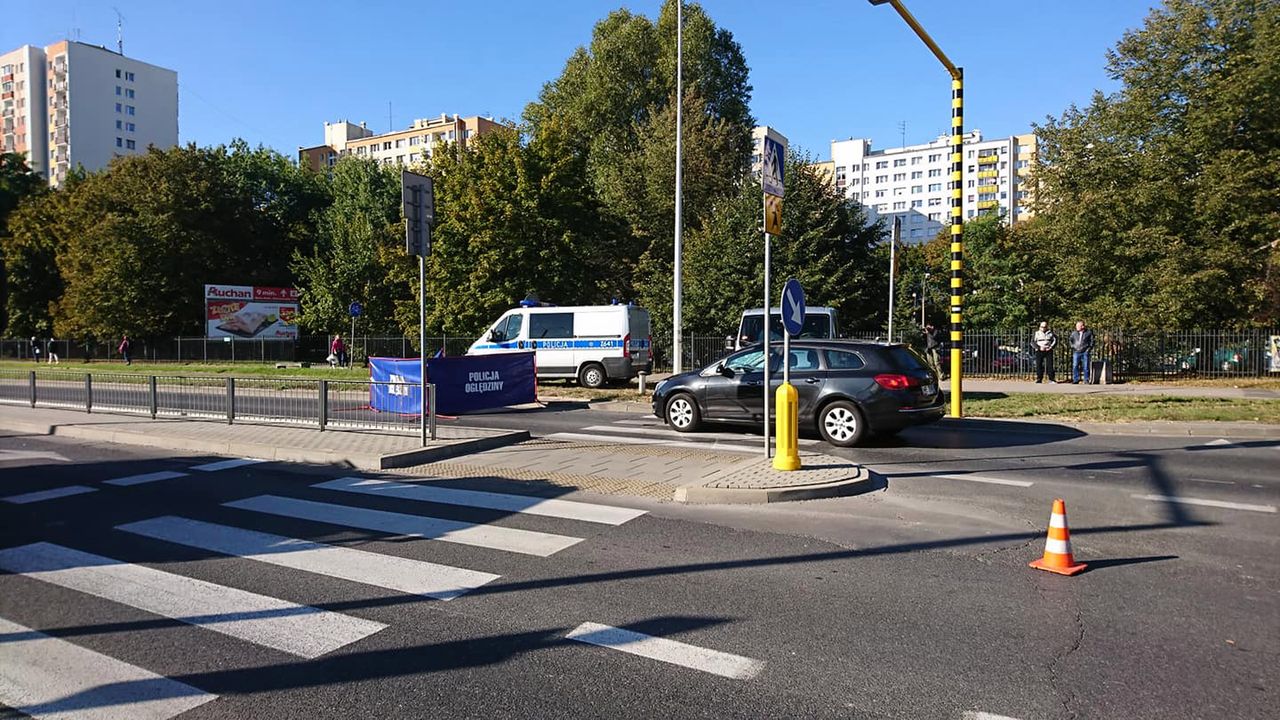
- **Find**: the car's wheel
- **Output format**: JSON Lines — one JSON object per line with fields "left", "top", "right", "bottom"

{"left": 818, "top": 400, "right": 866, "bottom": 447}
{"left": 665, "top": 393, "right": 701, "bottom": 433}
{"left": 578, "top": 363, "right": 606, "bottom": 389}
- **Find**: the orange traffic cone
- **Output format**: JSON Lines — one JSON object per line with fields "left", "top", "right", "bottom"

{"left": 1029, "top": 499, "right": 1087, "bottom": 576}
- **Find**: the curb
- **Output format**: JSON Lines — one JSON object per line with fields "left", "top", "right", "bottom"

{"left": 538, "top": 397, "right": 653, "bottom": 414}
{"left": 673, "top": 465, "right": 880, "bottom": 504}
{"left": 0, "top": 416, "right": 528, "bottom": 471}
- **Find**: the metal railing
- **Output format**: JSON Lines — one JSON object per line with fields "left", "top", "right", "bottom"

{"left": 0, "top": 336, "right": 474, "bottom": 365}
{"left": 0, "top": 369, "right": 437, "bottom": 439}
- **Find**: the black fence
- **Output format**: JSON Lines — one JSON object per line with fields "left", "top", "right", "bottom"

{"left": 6, "top": 329, "right": 1279, "bottom": 381}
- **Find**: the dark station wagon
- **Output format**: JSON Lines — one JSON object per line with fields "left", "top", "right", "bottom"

{"left": 652, "top": 340, "right": 945, "bottom": 447}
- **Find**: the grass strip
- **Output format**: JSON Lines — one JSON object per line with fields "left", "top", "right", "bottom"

{"left": 964, "top": 392, "right": 1280, "bottom": 424}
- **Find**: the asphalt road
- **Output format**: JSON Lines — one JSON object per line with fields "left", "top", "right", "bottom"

{"left": 1, "top": 409, "right": 1276, "bottom": 719}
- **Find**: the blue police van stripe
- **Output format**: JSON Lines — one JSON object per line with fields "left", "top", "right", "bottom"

{"left": 473, "top": 338, "right": 642, "bottom": 351}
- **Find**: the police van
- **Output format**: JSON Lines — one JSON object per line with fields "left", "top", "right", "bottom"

{"left": 467, "top": 304, "right": 652, "bottom": 388}
{"left": 727, "top": 306, "right": 841, "bottom": 351}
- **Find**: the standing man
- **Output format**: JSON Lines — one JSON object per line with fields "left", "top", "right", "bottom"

{"left": 1034, "top": 321, "right": 1057, "bottom": 384}
{"left": 118, "top": 335, "right": 132, "bottom": 365}
{"left": 330, "top": 333, "right": 348, "bottom": 368}
{"left": 922, "top": 323, "right": 942, "bottom": 378}
{"left": 46, "top": 338, "right": 59, "bottom": 364}
{"left": 30, "top": 337, "right": 41, "bottom": 363}
{"left": 1070, "top": 320, "right": 1095, "bottom": 384}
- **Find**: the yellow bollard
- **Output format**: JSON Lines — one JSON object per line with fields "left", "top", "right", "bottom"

{"left": 772, "top": 382, "right": 801, "bottom": 471}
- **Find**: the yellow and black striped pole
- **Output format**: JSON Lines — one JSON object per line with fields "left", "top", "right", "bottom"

{"left": 949, "top": 68, "right": 964, "bottom": 418}
{"left": 869, "top": 0, "right": 965, "bottom": 417}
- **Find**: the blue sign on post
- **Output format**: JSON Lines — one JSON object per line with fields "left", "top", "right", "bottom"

{"left": 349, "top": 302, "right": 363, "bottom": 318}
{"left": 781, "top": 278, "right": 806, "bottom": 336}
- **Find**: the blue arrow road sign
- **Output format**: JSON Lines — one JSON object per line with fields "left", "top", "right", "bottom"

{"left": 781, "top": 278, "right": 805, "bottom": 336}
{"left": 349, "top": 302, "right": 363, "bottom": 318}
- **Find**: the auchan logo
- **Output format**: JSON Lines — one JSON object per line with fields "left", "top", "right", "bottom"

{"left": 206, "top": 285, "right": 253, "bottom": 300}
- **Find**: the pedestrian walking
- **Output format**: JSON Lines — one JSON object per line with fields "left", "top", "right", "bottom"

{"left": 922, "top": 323, "right": 942, "bottom": 378}
{"left": 330, "top": 333, "right": 348, "bottom": 368}
{"left": 1070, "top": 320, "right": 1095, "bottom": 384}
{"left": 118, "top": 335, "right": 132, "bottom": 365}
{"left": 1033, "top": 321, "right": 1057, "bottom": 383}
{"left": 30, "top": 337, "right": 41, "bottom": 363}
{"left": 46, "top": 338, "right": 59, "bottom": 364}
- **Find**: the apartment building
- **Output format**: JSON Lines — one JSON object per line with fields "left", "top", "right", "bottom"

{"left": 299, "top": 114, "right": 501, "bottom": 171}
{"left": 0, "top": 40, "right": 177, "bottom": 186}
{"left": 829, "top": 130, "right": 1037, "bottom": 243}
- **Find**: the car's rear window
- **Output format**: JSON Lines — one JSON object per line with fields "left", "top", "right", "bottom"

{"left": 825, "top": 349, "right": 865, "bottom": 370}
{"left": 886, "top": 346, "right": 929, "bottom": 371}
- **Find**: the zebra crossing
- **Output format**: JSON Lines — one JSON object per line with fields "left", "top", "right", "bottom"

{"left": 0, "top": 462, "right": 652, "bottom": 718}
{"left": 545, "top": 414, "right": 824, "bottom": 453}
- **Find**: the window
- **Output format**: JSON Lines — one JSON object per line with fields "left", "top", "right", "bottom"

{"left": 825, "top": 349, "right": 865, "bottom": 370}
{"left": 893, "top": 201, "right": 906, "bottom": 210}
{"left": 911, "top": 199, "right": 923, "bottom": 208}
{"left": 725, "top": 348, "right": 768, "bottom": 374}
{"left": 967, "top": 165, "right": 975, "bottom": 173}
{"left": 968, "top": 195, "right": 975, "bottom": 202}
{"left": 116, "top": 86, "right": 122, "bottom": 95}
{"left": 785, "top": 348, "right": 819, "bottom": 371}
{"left": 1000, "top": 191, "right": 1008, "bottom": 199}
{"left": 409, "top": 152, "right": 419, "bottom": 163}
{"left": 126, "top": 105, "right": 134, "bottom": 115}
{"left": 530, "top": 312, "right": 574, "bottom": 339}
{"left": 928, "top": 197, "right": 942, "bottom": 206}
{"left": 928, "top": 212, "right": 941, "bottom": 221}
{"left": 125, "top": 88, "right": 134, "bottom": 98}
{"left": 862, "top": 163, "right": 869, "bottom": 171}
{"left": 967, "top": 150, "right": 975, "bottom": 158}
{"left": 928, "top": 153, "right": 941, "bottom": 162}
{"left": 850, "top": 178, "right": 859, "bottom": 185}
{"left": 1001, "top": 161, "right": 1008, "bottom": 169}
{"left": 125, "top": 71, "right": 134, "bottom": 81}
{"left": 911, "top": 171, "right": 922, "bottom": 179}
{"left": 115, "top": 137, "right": 122, "bottom": 147}
{"left": 861, "top": 192, "right": 869, "bottom": 199}
{"left": 1000, "top": 146, "right": 1008, "bottom": 154}
{"left": 395, "top": 139, "right": 405, "bottom": 148}
{"left": 126, "top": 122, "right": 135, "bottom": 132}
{"left": 928, "top": 183, "right": 942, "bottom": 192}
{"left": 1016, "top": 159, "right": 1029, "bottom": 169}
{"left": 910, "top": 229, "right": 922, "bottom": 238}
{"left": 383, "top": 141, "right": 392, "bottom": 150}
{"left": 877, "top": 204, "right": 889, "bottom": 212}
{"left": 397, "top": 155, "right": 405, "bottom": 163}
{"left": 125, "top": 139, "right": 135, "bottom": 149}
{"left": 115, "top": 103, "right": 122, "bottom": 113}
{"left": 1018, "top": 145, "right": 1031, "bottom": 155}
{"left": 911, "top": 156, "right": 921, "bottom": 165}
{"left": 875, "top": 175, "right": 888, "bottom": 183}
{"left": 448, "top": 130, "right": 456, "bottom": 140}
{"left": 968, "top": 179, "right": 975, "bottom": 187}
{"left": 911, "top": 185, "right": 922, "bottom": 194}
{"left": 875, "top": 161, "right": 888, "bottom": 169}
{"left": 874, "top": 189, "right": 886, "bottom": 198}
{"left": 356, "top": 146, "right": 366, "bottom": 155}
{"left": 893, "top": 172, "right": 905, "bottom": 181}
{"left": 893, "top": 158, "right": 906, "bottom": 167}
{"left": 894, "top": 187, "right": 905, "bottom": 196}
{"left": 116, "top": 120, "right": 122, "bottom": 129}
{"left": 409, "top": 136, "right": 421, "bottom": 146}
{"left": 928, "top": 168, "right": 941, "bottom": 177}
{"left": 496, "top": 313, "right": 523, "bottom": 342}
{"left": 115, "top": 69, "right": 122, "bottom": 78}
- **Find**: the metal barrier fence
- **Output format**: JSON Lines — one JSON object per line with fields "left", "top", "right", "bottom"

{"left": 0, "top": 336, "right": 475, "bottom": 365}
{"left": 651, "top": 329, "right": 1280, "bottom": 380}
{"left": 0, "top": 369, "right": 436, "bottom": 438}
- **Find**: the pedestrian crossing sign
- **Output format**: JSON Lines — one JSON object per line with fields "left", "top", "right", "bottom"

{"left": 762, "top": 134, "right": 785, "bottom": 198}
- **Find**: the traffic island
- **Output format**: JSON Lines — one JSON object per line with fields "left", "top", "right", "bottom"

{"left": 673, "top": 453, "right": 878, "bottom": 504}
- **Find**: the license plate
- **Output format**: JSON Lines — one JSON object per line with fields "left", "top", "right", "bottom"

{"left": 922, "top": 384, "right": 937, "bottom": 395}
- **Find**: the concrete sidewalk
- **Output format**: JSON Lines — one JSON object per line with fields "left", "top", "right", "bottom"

{"left": 962, "top": 378, "right": 1280, "bottom": 399}
{"left": 0, "top": 405, "right": 872, "bottom": 504}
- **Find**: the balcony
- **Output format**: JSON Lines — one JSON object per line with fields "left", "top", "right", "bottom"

{"left": 976, "top": 199, "right": 999, "bottom": 210}
{"left": 977, "top": 155, "right": 999, "bottom": 165}
{"left": 977, "top": 184, "right": 998, "bottom": 194}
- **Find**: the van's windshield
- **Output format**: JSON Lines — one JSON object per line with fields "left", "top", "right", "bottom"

{"left": 739, "top": 314, "right": 832, "bottom": 346}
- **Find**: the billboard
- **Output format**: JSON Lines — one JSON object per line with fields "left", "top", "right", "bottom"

{"left": 205, "top": 284, "right": 300, "bottom": 340}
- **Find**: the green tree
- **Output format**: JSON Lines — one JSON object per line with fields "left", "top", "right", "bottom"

{"left": 292, "top": 156, "right": 406, "bottom": 336}
{"left": 1032, "top": 0, "right": 1280, "bottom": 328}
{"left": 682, "top": 152, "right": 886, "bottom": 337}
{"left": 0, "top": 153, "right": 49, "bottom": 333}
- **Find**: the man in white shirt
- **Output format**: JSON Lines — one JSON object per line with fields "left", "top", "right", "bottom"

{"left": 1034, "top": 321, "right": 1057, "bottom": 383}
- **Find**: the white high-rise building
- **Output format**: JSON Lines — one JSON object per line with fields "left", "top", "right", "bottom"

{"left": 0, "top": 40, "right": 178, "bottom": 187}
{"left": 830, "top": 130, "right": 1037, "bottom": 243}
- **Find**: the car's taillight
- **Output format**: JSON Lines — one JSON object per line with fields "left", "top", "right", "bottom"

{"left": 874, "top": 373, "right": 922, "bottom": 390}
{"left": 622, "top": 333, "right": 630, "bottom": 359}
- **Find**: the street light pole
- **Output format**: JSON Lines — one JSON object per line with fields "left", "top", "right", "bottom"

{"left": 868, "top": 0, "right": 965, "bottom": 418}
{"left": 672, "top": 0, "right": 684, "bottom": 374}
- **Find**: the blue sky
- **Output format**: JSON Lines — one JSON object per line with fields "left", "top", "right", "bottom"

{"left": 5, "top": 1, "right": 1159, "bottom": 160}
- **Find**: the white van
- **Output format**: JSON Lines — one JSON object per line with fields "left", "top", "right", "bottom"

{"left": 467, "top": 304, "right": 652, "bottom": 388}
{"left": 728, "top": 306, "right": 840, "bottom": 351}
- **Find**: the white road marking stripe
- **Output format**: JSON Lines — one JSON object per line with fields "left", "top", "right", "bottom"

{"left": 1205, "top": 438, "right": 1234, "bottom": 446}
{"left": 117, "top": 516, "right": 499, "bottom": 601}
{"left": 225, "top": 495, "right": 582, "bottom": 557}
{"left": 962, "top": 712, "right": 1025, "bottom": 720}
{"left": 190, "top": 458, "right": 264, "bottom": 472}
{"left": 1188, "top": 478, "right": 1234, "bottom": 485}
{"left": 1132, "top": 494, "right": 1277, "bottom": 514}
{"left": 0, "top": 615, "right": 217, "bottom": 720}
{"left": 315, "top": 477, "right": 647, "bottom": 526}
{"left": 929, "top": 473, "right": 1035, "bottom": 488}
{"left": 548, "top": 432, "right": 758, "bottom": 454}
{"left": 614, "top": 419, "right": 662, "bottom": 426}
{"left": 566, "top": 622, "right": 764, "bottom": 680}
{"left": 583, "top": 424, "right": 820, "bottom": 446}
{"left": 104, "top": 470, "right": 189, "bottom": 487}
{"left": 2, "top": 485, "right": 97, "bottom": 504}
{"left": 0, "top": 542, "right": 385, "bottom": 658}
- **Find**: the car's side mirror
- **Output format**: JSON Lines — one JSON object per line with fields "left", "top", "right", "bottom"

{"left": 489, "top": 329, "right": 501, "bottom": 342}
{"left": 724, "top": 336, "right": 734, "bottom": 351}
